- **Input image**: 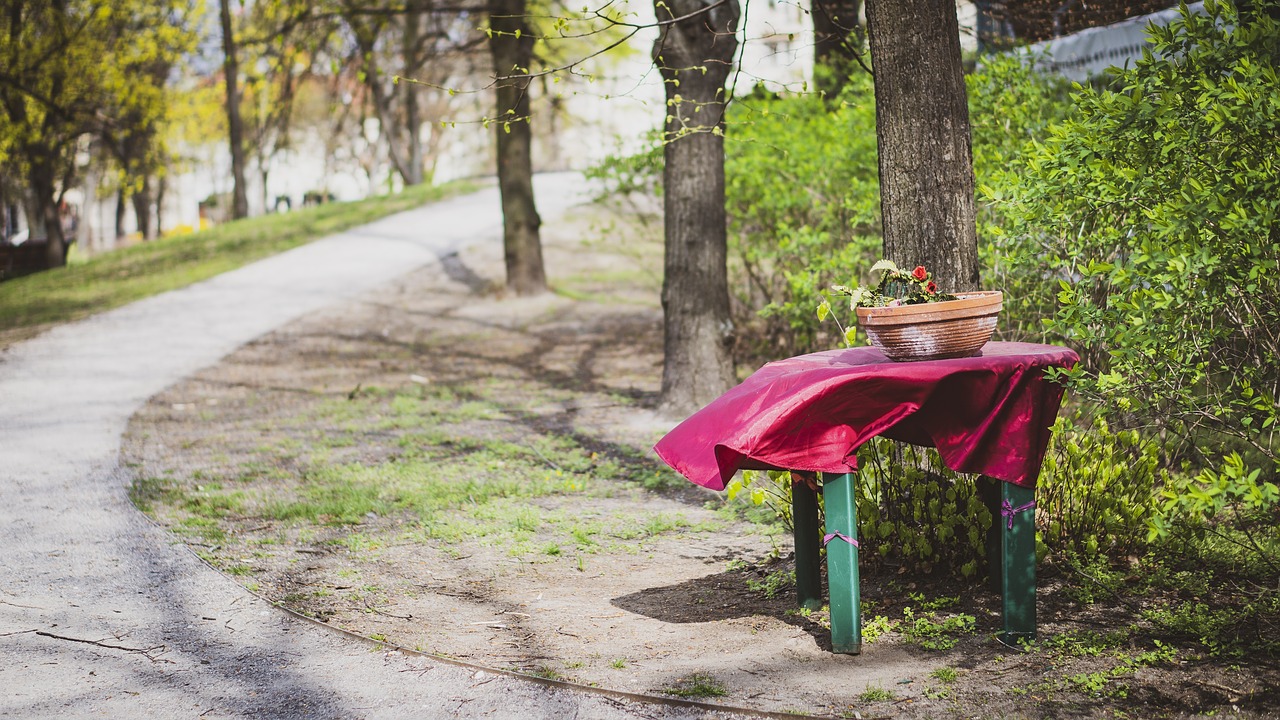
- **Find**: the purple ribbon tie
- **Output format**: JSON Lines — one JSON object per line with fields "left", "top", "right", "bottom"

{"left": 823, "top": 532, "right": 859, "bottom": 548}
{"left": 1000, "top": 499, "right": 1037, "bottom": 529}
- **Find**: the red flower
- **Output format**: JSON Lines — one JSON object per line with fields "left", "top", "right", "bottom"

{"left": 927, "top": 281, "right": 938, "bottom": 294}
{"left": 912, "top": 266, "right": 928, "bottom": 281}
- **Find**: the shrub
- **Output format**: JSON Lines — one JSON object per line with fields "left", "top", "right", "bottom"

{"left": 1036, "top": 412, "right": 1163, "bottom": 558}
{"left": 968, "top": 53, "right": 1075, "bottom": 343}
{"left": 728, "top": 439, "right": 992, "bottom": 577}
{"left": 986, "top": 1, "right": 1280, "bottom": 477}
{"left": 722, "top": 80, "right": 882, "bottom": 362}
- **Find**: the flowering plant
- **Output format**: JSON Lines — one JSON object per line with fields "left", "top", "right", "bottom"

{"left": 831, "top": 259, "right": 957, "bottom": 310}
{"left": 817, "top": 260, "right": 959, "bottom": 345}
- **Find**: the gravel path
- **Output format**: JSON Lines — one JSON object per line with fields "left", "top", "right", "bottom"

{"left": 0, "top": 174, "right": 748, "bottom": 719}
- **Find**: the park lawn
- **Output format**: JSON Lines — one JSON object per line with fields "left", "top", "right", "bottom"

{"left": 0, "top": 179, "right": 477, "bottom": 347}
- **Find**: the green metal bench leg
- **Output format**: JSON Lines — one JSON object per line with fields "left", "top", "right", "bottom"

{"left": 822, "top": 472, "right": 861, "bottom": 654}
{"left": 791, "top": 478, "right": 823, "bottom": 610}
{"left": 999, "top": 482, "right": 1037, "bottom": 644}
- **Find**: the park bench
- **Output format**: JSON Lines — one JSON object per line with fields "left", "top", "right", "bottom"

{"left": 654, "top": 342, "right": 1077, "bottom": 653}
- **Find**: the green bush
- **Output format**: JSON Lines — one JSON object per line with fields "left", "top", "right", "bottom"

{"left": 968, "top": 53, "right": 1076, "bottom": 343}
{"left": 722, "top": 81, "right": 882, "bottom": 362}
{"left": 728, "top": 439, "right": 992, "bottom": 577}
{"left": 986, "top": 0, "right": 1280, "bottom": 478}
{"left": 854, "top": 440, "right": 991, "bottom": 577}
{"left": 1036, "top": 413, "right": 1162, "bottom": 558}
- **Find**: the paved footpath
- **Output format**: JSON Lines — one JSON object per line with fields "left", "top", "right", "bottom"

{"left": 0, "top": 174, "right": 744, "bottom": 719}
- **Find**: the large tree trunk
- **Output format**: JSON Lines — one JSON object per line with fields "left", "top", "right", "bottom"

{"left": 219, "top": 0, "right": 250, "bottom": 220}
{"left": 652, "top": 0, "right": 740, "bottom": 415}
{"left": 812, "top": 0, "right": 864, "bottom": 98}
{"left": 488, "top": 0, "right": 546, "bottom": 296}
{"left": 866, "top": 0, "right": 978, "bottom": 292}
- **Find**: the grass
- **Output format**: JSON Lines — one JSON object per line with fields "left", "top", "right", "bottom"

{"left": 856, "top": 685, "right": 895, "bottom": 702}
{"left": 929, "top": 666, "right": 959, "bottom": 683}
{"left": 661, "top": 672, "right": 728, "bottom": 699}
{"left": 133, "top": 380, "right": 718, "bottom": 565}
{"left": 0, "top": 179, "right": 476, "bottom": 345}
{"left": 899, "top": 606, "right": 976, "bottom": 651}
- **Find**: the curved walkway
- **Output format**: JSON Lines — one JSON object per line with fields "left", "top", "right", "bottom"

{"left": 0, "top": 175, "right": 740, "bottom": 719}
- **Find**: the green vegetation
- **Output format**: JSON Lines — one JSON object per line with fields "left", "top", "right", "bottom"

{"left": 528, "top": 666, "right": 567, "bottom": 681}
{"left": 899, "top": 607, "right": 976, "bottom": 651}
{"left": 0, "top": 180, "right": 474, "bottom": 344}
{"left": 133, "top": 379, "right": 718, "bottom": 566}
{"left": 929, "top": 667, "right": 958, "bottom": 683}
{"left": 597, "top": 5, "right": 1280, "bottom": 671}
{"left": 660, "top": 673, "right": 728, "bottom": 699}
{"left": 744, "top": 568, "right": 795, "bottom": 600}
{"left": 856, "top": 685, "right": 894, "bottom": 702}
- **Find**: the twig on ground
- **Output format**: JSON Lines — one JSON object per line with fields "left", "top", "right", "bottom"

{"left": 35, "top": 630, "right": 172, "bottom": 663}
{"left": 361, "top": 598, "right": 413, "bottom": 620}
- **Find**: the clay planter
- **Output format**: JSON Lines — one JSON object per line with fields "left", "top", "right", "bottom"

{"left": 856, "top": 291, "right": 1003, "bottom": 362}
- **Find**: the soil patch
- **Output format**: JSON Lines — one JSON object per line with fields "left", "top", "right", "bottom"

{"left": 123, "top": 202, "right": 1279, "bottom": 719}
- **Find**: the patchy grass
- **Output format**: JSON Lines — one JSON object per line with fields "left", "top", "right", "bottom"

{"left": 661, "top": 673, "right": 728, "bottom": 699}
{"left": 0, "top": 179, "right": 475, "bottom": 346}
{"left": 857, "top": 685, "right": 895, "bottom": 702}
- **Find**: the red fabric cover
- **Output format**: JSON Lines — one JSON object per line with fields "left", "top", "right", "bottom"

{"left": 653, "top": 342, "right": 1078, "bottom": 490}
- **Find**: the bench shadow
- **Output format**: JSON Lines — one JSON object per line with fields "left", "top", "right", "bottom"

{"left": 610, "top": 560, "right": 835, "bottom": 652}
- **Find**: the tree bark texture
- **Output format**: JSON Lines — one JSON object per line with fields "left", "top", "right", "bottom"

{"left": 866, "top": 0, "right": 979, "bottom": 292}
{"left": 219, "top": 0, "right": 250, "bottom": 220}
{"left": 812, "top": 0, "right": 864, "bottom": 99}
{"left": 132, "top": 177, "right": 155, "bottom": 240}
{"left": 402, "top": 7, "right": 425, "bottom": 186}
{"left": 488, "top": 0, "right": 545, "bottom": 296}
{"left": 115, "top": 187, "right": 127, "bottom": 240}
{"left": 27, "top": 161, "right": 65, "bottom": 269}
{"left": 652, "top": 0, "right": 740, "bottom": 415}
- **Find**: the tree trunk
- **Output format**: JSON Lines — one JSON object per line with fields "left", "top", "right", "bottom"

{"left": 133, "top": 177, "right": 155, "bottom": 240}
{"left": 219, "top": 0, "right": 250, "bottom": 220}
{"left": 652, "top": 0, "right": 740, "bottom": 415}
{"left": 155, "top": 173, "right": 166, "bottom": 234}
{"left": 812, "top": 0, "right": 864, "bottom": 99}
{"left": 402, "top": 7, "right": 425, "bottom": 186}
{"left": 362, "top": 49, "right": 418, "bottom": 187}
{"left": 488, "top": 0, "right": 546, "bottom": 296}
{"left": 115, "top": 187, "right": 127, "bottom": 239}
{"left": 27, "top": 164, "right": 65, "bottom": 269}
{"left": 866, "top": 0, "right": 978, "bottom": 292}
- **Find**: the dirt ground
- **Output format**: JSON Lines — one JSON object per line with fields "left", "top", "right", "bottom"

{"left": 122, "top": 202, "right": 1279, "bottom": 719}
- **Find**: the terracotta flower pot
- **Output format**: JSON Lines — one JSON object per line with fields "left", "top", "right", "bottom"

{"left": 855, "top": 291, "right": 1003, "bottom": 362}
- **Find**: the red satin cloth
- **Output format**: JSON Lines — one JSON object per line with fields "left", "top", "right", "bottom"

{"left": 654, "top": 342, "right": 1078, "bottom": 490}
